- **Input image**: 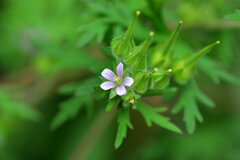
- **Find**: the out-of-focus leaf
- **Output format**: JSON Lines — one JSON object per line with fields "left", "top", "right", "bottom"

{"left": 51, "top": 77, "right": 100, "bottom": 130}
{"left": 0, "top": 91, "right": 40, "bottom": 122}
{"left": 58, "top": 78, "right": 100, "bottom": 95}
{"left": 137, "top": 102, "right": 181, "bottom": 134}
{"left": 34, "top": 41, "right": 109, "bottom": 74}
{"left": 115, "top": 108, "right": 133, "bottom": 149}
{"left": 143, "top": 87, "right": 177, "bottom": 96}
{"left": 172, "top": 80, "right": 214, "bottom": 134}
{"left": 198, "top": 58, "right": 240, "bottom": 85}
{"left": 50, "top": 95, "right": 92, "bottom": 130}
{"left": 225, "top": 10, "right": 240, "bottom": 21}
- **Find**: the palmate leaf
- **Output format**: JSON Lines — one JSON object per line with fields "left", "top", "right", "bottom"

{"left": 115, "top": 108, "right": 133, "bottom": 149}
{"left": 77, "top": 1, "right": 132, "bottom": 47}
{"left": 198, "top": 58, "right": 240, "bottom": 85}
{"left": 51, "top": 78, "right": 100, "bottom": 130}
{"left": 137, "top": 102, "right": 182, "bottom": 134}
{"left": 77, "top": 20, "right": 108, "bottom": 47}
{"left": 0, "top": 91, "right": 40, "bottom": 122}
{"left": 34, "top": 41, "right": 109, "bottom": 74}
{"left": 172, "top": 80, "right": 215, "bottom": 134}
{"left": 50, "top": 95, "right": 92, "bottom": 130}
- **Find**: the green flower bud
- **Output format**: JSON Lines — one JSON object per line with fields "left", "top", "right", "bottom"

{"left": 151, "top": 68, "right": 172, "bottom": 89}
{"left": 125, "top": 31, "right": 154, "bottom": 71}
{"left": 111, "top": 11, "right": 140, "bottom": 58}
{"left": 133, "top": 71, "right": 152, "bottom": 93}
{"left": 172, "top": 41, "right": 220, "bottom": 84}
{"left": 151, "top": 20, "right": 183, "bottom": 68}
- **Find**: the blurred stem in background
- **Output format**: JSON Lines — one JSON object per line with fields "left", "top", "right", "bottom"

{"left": 70, "top": 107, "right": 118, "bottom": 160}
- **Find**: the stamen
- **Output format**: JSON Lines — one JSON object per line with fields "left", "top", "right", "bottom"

{"left": 114, "top": 76, "right": 120, "bottom": 82}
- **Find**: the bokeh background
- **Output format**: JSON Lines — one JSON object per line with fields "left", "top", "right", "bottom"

{"left": 0, "top": 0, "right": 240, "bottom": 160}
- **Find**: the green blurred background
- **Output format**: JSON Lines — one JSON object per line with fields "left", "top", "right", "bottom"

{"left": 0, "top": 0, "right": 240, "bottom": 159}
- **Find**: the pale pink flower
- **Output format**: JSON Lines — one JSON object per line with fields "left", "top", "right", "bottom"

{"left": 100, "top": 62, "right": 134, "bottom": 96}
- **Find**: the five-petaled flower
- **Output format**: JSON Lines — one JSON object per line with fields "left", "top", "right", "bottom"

{"left": 100, "top": 62, "right": 134, "bottom": 96}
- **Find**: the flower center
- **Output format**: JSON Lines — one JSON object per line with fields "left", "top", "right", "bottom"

{"left": 114, "top": 76, "right": 123, "bottom": 86}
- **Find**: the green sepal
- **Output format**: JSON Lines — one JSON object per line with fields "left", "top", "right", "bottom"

{"left": 109, "top": 89, "right": 117, "bottom": 99}
{"left": 112, "top": 36, "right": 135, "bottom": 57}
{"left": 122, "top": 90, "right": 139, "bottom": 107}
{"left": 126, "top": 32, "right": 154, "bottom": 71}
{"left": 133, "top": 71, "right": 152, "bottom": 93}
{"left": 151, "top": 69, "right": 171, "bottom": 89}
{"left": 111, "top": 11, "right": 140, "bottom": 58}
{"left": 173, "top": 65, "right": 196, "bottom": 84}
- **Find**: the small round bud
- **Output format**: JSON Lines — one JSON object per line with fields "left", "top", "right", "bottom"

{"left": 168, "top": 68, "right": 173, "bottom": 73}
{"left": 136, "top": 10, "right": 141, "bottom": 16}
{"left": 179, "top": 20, "right": 183, "bottom": 24}
{"left": 153, "top": 68, "right": 158, "bottom": 72}
{"left": 216, "top": 41, "right": 220, "bottom": 44}
{"left": 149, "top": 31, "right": 154, "bottom": 37}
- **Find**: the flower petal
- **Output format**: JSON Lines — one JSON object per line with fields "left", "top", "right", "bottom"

{"left": 116, "top": 62, "right": 123, "bottom": 78}
{"left": 100, "top": 81, "right": 116, "bottom": 90}
{"left": 101, "top": 69, "right": 115, "bottom": 81}
{"left": 123, "top": 77, "right": 134, "bottom": 86}
{"left": 116, "top": 85, "right": 126, "bottom": 96}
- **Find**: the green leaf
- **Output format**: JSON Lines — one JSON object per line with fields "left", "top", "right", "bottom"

{"left": 137, "top": 102, "right": 182, "bottom": 134}
{"left": 106, "top": 98, "right": 119, "bottom": 112}
{"left": 50, "top": 95, "right": 92, "bottom": 130}
{"left": 115, "top": 108, "right": 133, "bottom": 149}
{"left": 172, "top": 80, "right": 214, "bottom": 134}
{"left": 225, "top": 10, "right": 240, "bottom": 21}
{"left": 58, "top": 77, "right": 100, "bottom": 95}
{"left": 0, "top": 91, "right": 40, "bottom": 122}
{"left": 142, "top": 87, "right": 177, "bottom": 97}
{"left": 198, "top": 58, "right": 240, "bottom": 85}
{"left": 52, "top": 78, "right": 100, "bottom": 130}
{"left": 77, "top": 31, "right": 96, "bottom": 47}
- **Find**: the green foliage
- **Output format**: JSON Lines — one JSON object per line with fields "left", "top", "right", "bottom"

{"left": 105, "top": 97, "right": 119, "bottom": 112}
{"left": 115, "top": 108, "right": 133, "bottom": 149}
{"left": 34, "top": 42, "right": 108, "bottom": 75}
{"left": 172, "top": 80, "right": 215, "bottom": 134}
{"left": 51, "top": 78, "right": 100, "bottom": 130}
{"left": 0, "top": 90, "right": 40, "bottom": 122}
{"left": 98, "top": 9, "right": 238, "bottom": 148}
{"left": 225, "top": 9, "right": 240, "bottom": 21}
{"left": 77, "top": 0, "right": 147, "bottom": 47}
{"left": 137, "top": 102, "right": 182, "bottom": 133}
{"left": 0, "top": 0, "right": 239, "bottom": 158}
{"left": 198, "top": 58, "right": 240, "bottom": 85}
